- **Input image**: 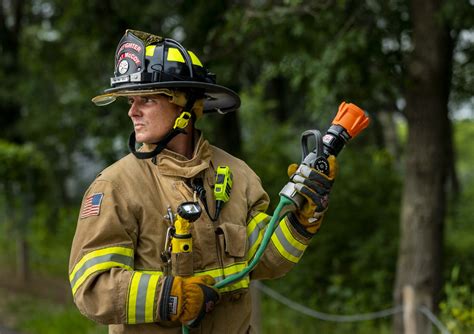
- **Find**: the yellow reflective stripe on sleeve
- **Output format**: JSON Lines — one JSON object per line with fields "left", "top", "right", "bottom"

{"left": 271, "top": 218, "right": 307, "bottom": 263}
{"left": 194, "top": 262, "right": 249, "bottom": 293}
{"left": 246, "top": 212, "right": 270, "bottom": 261}
{"left": 167, "top": 47, "right": 185, "bottom": 63}
{"left": 280, "top": 218, "right": 307, "bottom": 252}
{"left": 69, "top": 246, "right": 134, "bottom": 295}
{"left": 127, "top": 272, "right": 142, "bottom": 324}
{"left": 70, "top": 246, "right": 133, "bottom": 280}
{"left": 188, "top": 51, "right": 203, "bottom": 67}
{"left": 146, "top": 45, "right": 156, "bottom": 57}
{"left": 127, "top": 271, "right": 162, "bottom": 324}
{"left": 247, "top": 212, "right": 269, "bottom": 236}
{"left": 145, "top": 274, "right": 160, "bottom": 322}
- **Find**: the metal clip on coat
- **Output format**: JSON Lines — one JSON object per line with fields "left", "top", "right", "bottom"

{"left": 279, "top": 102, "right": 370, "bottom": 210}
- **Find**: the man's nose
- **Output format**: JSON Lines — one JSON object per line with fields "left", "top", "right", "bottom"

{"left": 128, "top": 101, "right": 141, "bottom": 118}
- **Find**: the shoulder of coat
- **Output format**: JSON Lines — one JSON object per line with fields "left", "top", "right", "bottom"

{"left": 208, "top": 144, "right": 259, "bottom": 180}
{"left": 95, "top": 153, "right": 148, "bottom": 184}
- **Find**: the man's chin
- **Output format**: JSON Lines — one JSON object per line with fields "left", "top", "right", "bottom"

{"left": 135, "top": 133, "right": 148, "bottom": 143}
{"left": 135, "top": 132, "right": 163, "bottom": 145}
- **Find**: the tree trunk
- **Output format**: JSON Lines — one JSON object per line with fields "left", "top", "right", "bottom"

{"left": 16, "top": 236, "right": 29, "bottom": 282}
{"left": 0, "top": 0, "right": 25, "bottom": 143}
{"left": 212, "top": 112, "right": 242, "bottom": 157}
{"left": 378, "top": 110, "right": 402, "bottom": 166}
{"left": 393, "top": 0, "right": 453, "bottom": 333}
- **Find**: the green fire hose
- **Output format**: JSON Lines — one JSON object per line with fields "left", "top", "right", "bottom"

{"left": 182, "top": 196, "right": 293, "bottom": 334}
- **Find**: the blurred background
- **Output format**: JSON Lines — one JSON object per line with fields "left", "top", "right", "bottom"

{"left": 0, "top": 0, "right": 473, "bottom": 333}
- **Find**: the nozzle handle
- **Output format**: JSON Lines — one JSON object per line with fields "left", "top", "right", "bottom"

{"left": 301, "top": 130, "right": 330, "bottom": 174}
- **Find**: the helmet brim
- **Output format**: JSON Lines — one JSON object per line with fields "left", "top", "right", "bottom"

{"left": 92, "top": 81, "right": 240, "bottom": 114}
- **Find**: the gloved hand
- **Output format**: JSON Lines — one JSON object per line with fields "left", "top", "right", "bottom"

{"left": 287, "top": 155, "right": 337, "bottom": 234}
{"left": 159, "top": 275, "right": 220, "bottom": 327}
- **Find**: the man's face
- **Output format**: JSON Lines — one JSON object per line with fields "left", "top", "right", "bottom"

{"left": 127, "top": 94, "right": 182, "bottom": 144}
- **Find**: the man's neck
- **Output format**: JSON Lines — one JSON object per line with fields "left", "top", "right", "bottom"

{"left": 166, "top": 127, "right": 195, "bottom": 159}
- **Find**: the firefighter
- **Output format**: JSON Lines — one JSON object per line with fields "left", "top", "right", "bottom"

{"left": 69, "top": 29, "right": 336, "bottom": 334}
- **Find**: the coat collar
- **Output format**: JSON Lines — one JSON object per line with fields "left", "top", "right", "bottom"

{"left": 143, "top": 132, "right": 211, "bottom": 178}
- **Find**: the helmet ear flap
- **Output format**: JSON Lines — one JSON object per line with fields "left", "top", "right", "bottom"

{"left": 179, "top": 89, "right": 205, "bottom": 119}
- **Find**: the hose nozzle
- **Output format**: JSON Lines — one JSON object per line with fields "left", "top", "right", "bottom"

{"left": 279, "top": 101, "right": 371, "bottom": 210}
{"left": 333, "top": 102, "right": 370, "bottom": 138}
{"left": 322, "top": 102, "right": 370, "bottom": 156}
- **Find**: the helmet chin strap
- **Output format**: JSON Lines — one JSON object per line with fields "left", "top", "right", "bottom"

{"left": 128, "top": 127, "right": 185, "bottom": 160}
{"left": 129, "top": 93, "right": 198, "bottom": 160}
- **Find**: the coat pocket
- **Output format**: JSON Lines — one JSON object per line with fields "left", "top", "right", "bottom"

{"left": 171, "top": 251, "right": 194, "bottom": 277}
{"left": 216, "top": 222, "right": 247, "bottom": 259}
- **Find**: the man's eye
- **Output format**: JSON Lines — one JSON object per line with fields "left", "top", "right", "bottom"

{"left": 127, "top": 98, "right": 134, "bottom": 105}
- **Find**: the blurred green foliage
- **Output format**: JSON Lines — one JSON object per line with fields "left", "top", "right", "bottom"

{"left": 440, "top": 266, "right": 474, "bottom": 334}
{"left": 263, "top": 145, "right": 401, "bottom": 310}
{"left": 0, "top": 288, "right": 106, "bottom": 334}
{"left": 0, "top": 0, "right": 473, "bottom": 333}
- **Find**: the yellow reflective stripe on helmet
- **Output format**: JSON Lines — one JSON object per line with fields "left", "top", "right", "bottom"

{"left": 127, "top": 271, "right": 161, "bottom": 324}
{"left": 146, "top": 45, "right": 156, "bottom": 57}
{"left": 247, "top": 212, "right": 270, "bottom": 261}
{"left": 69, "top": 246, "right": 134, "bottom": 295}
{"left": 271, "top": 218, "right": 307, "bottom": 263}
{"left": 167, "top": 47, "right": 185, "bottom": 63}
{"left": 194, "top": 262, "right": 249, "bottom": 293}
{"left": 167, "top": 48, "right": 203, "bottom": 67}
{"left": 188, "top": 51, "right": 203, "bottom": 67}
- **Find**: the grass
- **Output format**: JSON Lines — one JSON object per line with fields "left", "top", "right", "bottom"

{"left": 0, "top": 288, "right": 107, "bottom": 334}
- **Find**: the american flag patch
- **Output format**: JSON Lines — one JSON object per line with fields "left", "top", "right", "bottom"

{"left": 80, "top": 193, "right": 104, "bottom": 219}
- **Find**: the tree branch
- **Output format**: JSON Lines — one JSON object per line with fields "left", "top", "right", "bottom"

{"left": 244, "top": 1, "right": 334, "bottom": 20}
{"left": 12, "top": 0, "right": 25, "bottom": 36}
{"left": 0, "top": 0, "right": 7, "bottom": 37}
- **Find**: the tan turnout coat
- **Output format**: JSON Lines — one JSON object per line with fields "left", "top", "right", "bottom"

{"left": 69, "top": 134, "right": 312, "bottom": 333}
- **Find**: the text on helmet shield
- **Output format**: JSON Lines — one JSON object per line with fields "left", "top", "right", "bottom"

{"left": 119, "top": 52, "right": 141, "bottom": 66}
{"left": 118, "top": 42, "right": 142, "bottom": 54}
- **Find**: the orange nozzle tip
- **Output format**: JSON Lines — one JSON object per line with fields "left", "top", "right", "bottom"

{"left": 333, "top": 102, "right": 370, "bottom": 138}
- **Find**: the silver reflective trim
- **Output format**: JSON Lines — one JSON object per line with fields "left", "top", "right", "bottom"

{"left": 111, "top": 75, "right": 130, "bottom": 85}
{"left": 248, "top": 220, "right": 268, "bottom": 250}
{"left": 135, "top": 274, "right": 151, "bottom": 323}
{"left": 130, "top": 72, "right": 142, "bottom": 82}
{"left": 274, "top": 225, "right": 304, "bottom": 259}
{"left": 70, "top": 253, "right": 134, "bottom": 289}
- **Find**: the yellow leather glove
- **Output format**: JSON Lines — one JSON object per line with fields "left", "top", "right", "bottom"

{"left": 287, "top": 155, "right": 337, "bottom": 234}
{"left": 158, "top": 275, "right": 220, "bottom": 327}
